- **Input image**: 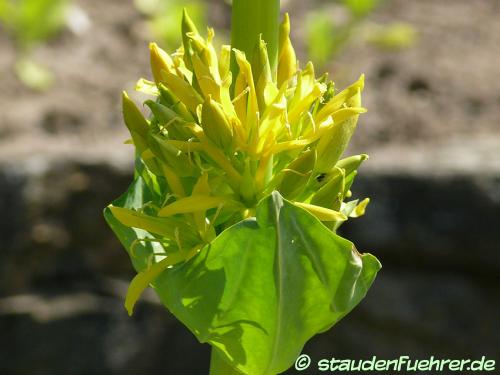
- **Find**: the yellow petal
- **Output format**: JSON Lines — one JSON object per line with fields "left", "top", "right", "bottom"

{"left": 278, "top": 13, "right": 298, "bottom": 87}
{"left": 160, "top": 69, "right": 203, "bottom": 113}
{"left": 136, "top": 78, "right": 159, "bottom": 96}
{"left": 191, "top": 173, "right": 211, "bottom": 235}
{"left": 287, "top": 82, "right": 325, "bottom": 125}
{"left": 187, "top": 30, "right": 220, "bottom": 80}
{"left": 315, "top": 105, "right": 366, "bottom": 173}
{"left": 201, "top": 95, "right": 233, "bottom": 149}
{"left": 161, "top": 164, "right": 186, "bottom": 197}
{"left": 192, "top": 53, "right": 221, "bottom": 100}
{"left": 277, "top": 149, "right": 316, "bottom": 199}
{"left": 219, "top": 45, "right": 231, "bottom": 81}
{"left": 350, "top": 198, "right": 370, "bottom": 218}
{"left": 181, "top": 8, "right": 199, "bottom": 70}
{"left": 253, "top": 37, "right": 279, "bottom": 110}
{"left": 109, "top": 206, "right": 196, "bottom": 241}
{"left": 234, "top": 49, "right": 259, "bottom": 131}
{"left": 293, "top": 202, "right": 347, "bottom": 222}
{"left": 315, "top": 74, "right": 365, "bottom": 123}
{"left": 125, "top": 244, "right": 202, "bottom": 316}
{"left": 149, "top": 42, "right": 174, "bottom": 84}
{"left": 158, "top": 195, "right": 229, "bottom": 217}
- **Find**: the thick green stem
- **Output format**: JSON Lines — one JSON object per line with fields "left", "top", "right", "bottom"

{"left": 212, "top": 5, "right": 281, "bottom": 374}
{"left": 231, "top": 0, "right": 280, "bottom": 78}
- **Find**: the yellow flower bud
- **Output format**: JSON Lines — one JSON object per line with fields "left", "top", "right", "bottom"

{"left": 336, "top": 154, "right": 369, "bottom": 174}
{"left": 277, "top": 149, "right": 316, "bottom": 199}
{"left": 310, "top": 169, "right": 345, "bottom": 208}
{"left": 314, "top": 100, "right": 366, "bottom": 173}
{"left": 149, "top": 42, "right": 174, "bottom": 84}
{"left": 148, "top": 134, "right": 195, "bottom": 177}
{"left": 192, "top": 53, "right": 221, "bottom": 101}
{"left": 201, "top": 95, "right": 234, "bottom": 149}
{"left": 160, "top": 68, "right": 203, "bottom": 113}
{"left": 158, "top": 84, "right": 194, "bottom": 122}
{"left": 252, "top": 36, "right": 278, "bottom": 110}
{"left": 219, "top": 45, "right": 231, "bottom": 81}
{"left": 278, "top": 13, "right": 297, "bottom": 88}
{"left": 181, "top": 8, "right": 199, "bottom": 70}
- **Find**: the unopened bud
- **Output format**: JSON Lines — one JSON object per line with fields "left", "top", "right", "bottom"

{"left": 181, "top": 8, "right": 199, "bottom": 70}
{"left": 278, "top": 13, "right": 297, "bottom": 87}
{"left": 336, "top": 154, "right": 369, "bottom": 175}
{"left": 149, "top": 42, "right": 173, "bottom": 84}
{"left": 160, "top": 68, "right": 203, "bottom": 113}
{"left": 145, "top": 100, "right": 189, "bottom": 141}
{"left": 314, "top": 102, "right": 366, "bottom": 173}
{"left": 201, "top": 96, "right": 233, "bottom": 149}
{"left": 277, "top": 149, "right": 316, "bottom": 199}
{"left": 158, "top": 84, "right": 194, "bottom": 122}
{"left": 252, "top": 36, "right": 278, "bottom": 110}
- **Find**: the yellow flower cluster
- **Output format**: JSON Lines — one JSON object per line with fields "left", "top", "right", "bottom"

{"left": 111, "top": 11, "right": 369, "bottom": 261}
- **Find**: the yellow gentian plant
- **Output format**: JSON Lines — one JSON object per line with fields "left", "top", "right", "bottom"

{"left": 105, "top": 1, "right": 380, "bottom": 373}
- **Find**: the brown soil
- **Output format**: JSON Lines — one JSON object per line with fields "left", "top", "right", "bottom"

{"left": 1, "top": 0, "right": 499, "bottom": 173}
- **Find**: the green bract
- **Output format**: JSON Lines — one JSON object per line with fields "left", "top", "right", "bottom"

{"left": 105, "top": 10, "right": 381, "bottom": 375}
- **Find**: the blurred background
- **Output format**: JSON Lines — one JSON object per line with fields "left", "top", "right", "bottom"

{"left": 0, "top": 0, "right": 499, "bottom": 374}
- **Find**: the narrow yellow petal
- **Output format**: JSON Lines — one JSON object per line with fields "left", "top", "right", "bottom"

{"left": 149, "top": 42, "right": 174, "bottom": 84}
{"left": 315, "top": 74, "right": 365, "bottom": 123}
{"left": 201, "top": 95, "right": 233, "bottom": 149}
{"left": 234, "top": 49, "right": 259, "bottom": 131}
{"left": 219, "top": 45, "right": 231, "bottom": 81}
{"left": 256, "top": 94, "right": 287, "bottom": 154}
{"left": 192, "top": 173, "right": 211, "bottom": 236}
{"left": 315, "top": 104, "right": 366, "bottom": 173}
{"left": 109, "top": 206, "right": 195, "bottom": 242}
{"left": 161, "top": 164, "right": 186, "bottom": 197}
{"left": 160, "top": 69, "right": 203, "bottom": 113}
{"left": 181, "top": 8, "right": 199, "bottom": 70}
{"left": 270, "top": 139, "right": 309, "bottom": 154}
{"left": 136, "top": 78, "right": 159, "bottom": 96}
{"left": 192, "top": 53, "right": 221, "bottom": 100}
{"left": 287, "top": 82, "right": 325, "bottom": 125}
{"left": 350, "top": 198, "right": 370, "bottom": 218}
{"left": 125, "top": 244, "right": 202, "bottom": 316}
{"left": 278, "top": 13, "right": 298, "bottom": 87}
{"left": 192, "top": 172, "right": 210, "bottom": 195}
{"left": 187, "top": 31, "right": 220, "bottom": 80}
{"left": 293, "top": 202, "right": 347, "bottom": 222}
{"left": 158, "top": 195, "right": 229, "bottom": 217}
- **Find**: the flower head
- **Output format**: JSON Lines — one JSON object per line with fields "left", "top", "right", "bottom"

{"left": 114, "top": 11, "right": 369, "bottom": 258}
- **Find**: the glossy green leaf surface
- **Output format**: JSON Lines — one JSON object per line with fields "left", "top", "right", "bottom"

{"left": 105, "top": 177, "right": 380, "bottom": 375}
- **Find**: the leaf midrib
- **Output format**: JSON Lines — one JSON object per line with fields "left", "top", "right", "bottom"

{"left": 264, "top": 198, "right": 285, "bottom": 375}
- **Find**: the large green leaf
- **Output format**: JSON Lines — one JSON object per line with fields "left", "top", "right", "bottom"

{"left": 152, "top": 192, "right": 380, "bottom": 374}
{"left": 106, "top": 178, "right": 380, "bottom": 374}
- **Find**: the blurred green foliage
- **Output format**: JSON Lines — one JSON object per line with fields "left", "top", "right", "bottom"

{"left": 0, "top": 0, "right": 69, "bottom": 49}
{"left": 305, "top": 0, "right": 417, "bottom": 69}
{"left": 135, "top": 0, "right": 205, "bottom": 48}
{"left": 342, "top": 0, "right": 379, "bottom": 18}
{"left": 367, "top": 22, "right": 417, "bottom": 50}
{"left": 306, "top": 10, "right": 347, "bottom": 66}
{"left": 0, "top": 0, "right": 70, "bottom": 90}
